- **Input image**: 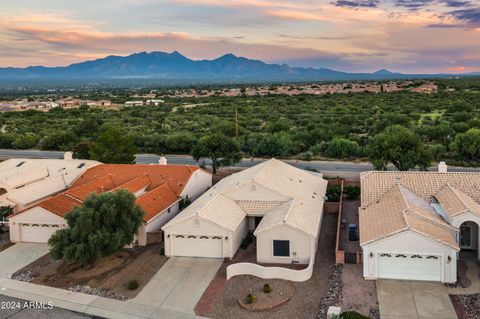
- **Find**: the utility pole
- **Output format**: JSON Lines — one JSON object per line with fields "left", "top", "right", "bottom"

{"left": 235, "top": 108, "right": 239, "bottom": 138}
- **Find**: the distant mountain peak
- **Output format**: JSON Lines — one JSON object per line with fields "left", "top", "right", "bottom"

{"left": 373, "top": 69, "right": 395, "bottom": 75}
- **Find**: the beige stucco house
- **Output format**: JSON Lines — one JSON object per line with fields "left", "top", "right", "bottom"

{"left": 360, "top": 166, "right": 480, "bottom": 283}
{"left": 8, "top": 162, "right": 212, "bottom": 245}
{"left": 162, "top": 159, "right": 328, "bottom": 265}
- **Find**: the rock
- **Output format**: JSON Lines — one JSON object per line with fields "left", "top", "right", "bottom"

{"left": 68, "top": 285, "right": 128, "bottom": 301}
{"left": 12, "top": 269, "right": 33, "bottom": 282}
{"left": 327, "top": 306, "right": 341, "bottom": 318}
{"left": 316, "top": 265, "right": 343, "bottom": 318}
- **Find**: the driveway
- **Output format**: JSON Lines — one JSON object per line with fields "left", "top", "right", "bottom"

{"left": 377, "top": 280, "right": 457, "bottom": 319}
{"left": 0, "top": 243, "right": 49, "bottom": 278}
{"left": 133, "top": 257, "right": 222, "bottom": 315}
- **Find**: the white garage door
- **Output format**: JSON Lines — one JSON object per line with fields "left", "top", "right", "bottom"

{"left": 377, "top": 253, "right": 442, "bottom": 281}
{"left": 19, "top": 223, "right": 61, "bottom": 243}
{"left": 171, "top": 235, "right": 223, "bottom": 258}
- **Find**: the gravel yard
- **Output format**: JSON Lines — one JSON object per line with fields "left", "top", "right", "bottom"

{"left": 339, "top": 264, "right": 378, "bottom": 318}
{"left": 207, "top": 212, "right": 337, "bottom": 319}
{"left": 12, "top": 243, "right": 167, "bottom": 299}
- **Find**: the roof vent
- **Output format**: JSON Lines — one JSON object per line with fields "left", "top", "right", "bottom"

{"left": 64, "top": 152, "right": 73, "bottom": 160}
{"left": 438, "top": 161, "right": 448, "bottom": 173}
{"left": 159, "top": 157, "right": 167, "bottom": 165}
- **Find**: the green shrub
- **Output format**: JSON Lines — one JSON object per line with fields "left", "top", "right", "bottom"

{"left": 160, "top": 248, "right": 165, "bottom": 256}
{"left": 127, "top": 279, "right": 139, "bottom": 290}
{"left": 298, "top": 151, "right": 313, "bottom": 161}
{"left": 341, "top": 311, "right": 369, "bottom": 319}
{"left": 326, "top": 184, "right": 342, "bottom": 202}
{"left": 343, "top": 185, "right": 360, "bottom": 200}
{"left": 240, "top": 232, "right": 253, "bottom": 249}
{"left": 263, "top": 284, "right": 272, "bottom": 293}
{"left": 245, "top": 293, "right": 257, "bottom": 304}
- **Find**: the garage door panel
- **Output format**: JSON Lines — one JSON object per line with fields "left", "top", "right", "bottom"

{"left": 171, "top": 235, "right": 223, "bottom": 258}
{"left": 377, "top": 253, "right": 442, "bottom": 282}
{"left": 20, "top": 223, "right": 60, "bottom": 243}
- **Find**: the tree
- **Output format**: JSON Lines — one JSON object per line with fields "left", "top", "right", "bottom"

{"left": 73, "top": 141, "right": 93, "bottom": 159}
{"left": 48, "top": 190, "right": 144, "bottom": 265}
{"left": 325, "top": 138, "right": 360, "bottom": 159}
{"left": 367, "top": 125, "right": 432, "bottom": 171}
{"left": 192, "top": 133, "right": 241, "bottom": 173}
{"left": 452, "top": 128, "right": 480, "bottom": 160}
{"left": 89, "top": 127, "right": 136, "bottom": 163}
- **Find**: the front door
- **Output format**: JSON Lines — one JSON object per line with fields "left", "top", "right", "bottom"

{"left": 461, "top": 225, "right": 472, "bottom": 249}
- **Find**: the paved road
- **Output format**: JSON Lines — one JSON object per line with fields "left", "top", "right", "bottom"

{"left": 0, "top": 149, "right": 478, "bottom": 173}
{"left": 0, "top": 294, "right": 93, "bottom": 319}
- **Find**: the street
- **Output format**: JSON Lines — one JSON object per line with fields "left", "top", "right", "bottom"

{"left": 0, "top": 149, "right": 478, "bottom": 173}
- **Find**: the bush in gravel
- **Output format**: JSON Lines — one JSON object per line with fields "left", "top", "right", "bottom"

{"left": 341, "top": 311, "right": 369, "bottom": 319}
{"left": 263, "top": 284, "right": 272, "bottom": 293}
{"left": 127, "top": 279, "right": 139, "bottom": 290}
{"left": 245, "top": 293, "right": 257, "bottom": 304}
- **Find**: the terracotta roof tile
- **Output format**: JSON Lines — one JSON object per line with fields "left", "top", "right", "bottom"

{"left": 21, "top": 164, "right": 203, "bottom": 222}
{"left": 39, "top": 194, "right": 81, "bottom": 217}
{"left": 136, "top": 183, "right": 180, "bottom": 222}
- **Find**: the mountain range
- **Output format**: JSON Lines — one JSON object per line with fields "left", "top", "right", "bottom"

{"left": 0, "top": 51, "right": 476, "bottom": 84}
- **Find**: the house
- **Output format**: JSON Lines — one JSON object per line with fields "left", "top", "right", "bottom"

{"left": 162, "top": 159, "right": 328, "bottom": 264}
{"left": 8, "top": 160, "right": 212, "bottom": 245}
{"left": 359, "top": 163, "right": 480, "bottom": 283}
{"left": 146, "top": 99, "right": 164, "bottom": 106}
{"left": 125, "top": 101, "right": 144, "bottom": 107}
{"left": 0, "top": 156, "right": 100, "bottom": 213}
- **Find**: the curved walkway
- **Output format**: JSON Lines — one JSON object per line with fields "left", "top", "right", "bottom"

{"left": 447, "top": 259, "right": 480, "bottom": 295}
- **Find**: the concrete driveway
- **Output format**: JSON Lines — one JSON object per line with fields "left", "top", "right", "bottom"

{"left": 133, "top": 257, "right": 222, "bottom": 315}
{"left": 0, "top": 243, "right": 49, "bottom": 278}
{"left": 377, "top": 280, "right": 457, "bottom": 319}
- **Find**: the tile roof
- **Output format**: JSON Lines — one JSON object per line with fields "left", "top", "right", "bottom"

{"left": 136, "top": 183, "right": 180, "bottom": 222}
{"left": 163, "top": 159, "right": 328, "bottom": 237}
{"left": 0, "top": 158, "right": 99, "bottom": 208}
{"left": 15, "top": 164, "right": 202, "bottom": 223}
{"left": 435, "top": 184, "right": 480, "bottom": 218}
{"left": 360, "top": 185, "right": 459, "bottom": 250}
{"left": 39, "top": 194, "right": 81, "bottom": 217}
{"left": 71, "top": 164, "right": 200, "bottom": 195}
{"left": 360, "top": 171, "right": 480, "bottom": 207}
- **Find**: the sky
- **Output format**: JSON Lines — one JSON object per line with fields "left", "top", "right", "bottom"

{"left": 0, "top": 0, "right": 479, "bottom": 73}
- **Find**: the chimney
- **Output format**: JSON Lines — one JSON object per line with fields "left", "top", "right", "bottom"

{"left": 438, "top": 161, "right": 448, "bottom": 173}
{"left": 158, "top": 157, "right": 167, "bottom": 165}
{"left": 64, "top": 152, "right": 73, "bottom": 160}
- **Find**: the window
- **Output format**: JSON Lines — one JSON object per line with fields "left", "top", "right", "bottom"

{"left": 273, "top": 240, "right": 290, "bottom": 257}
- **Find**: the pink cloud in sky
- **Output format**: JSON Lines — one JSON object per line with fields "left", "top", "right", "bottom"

{"left": 0, "top": 1, "right": 479, "bottom": 73}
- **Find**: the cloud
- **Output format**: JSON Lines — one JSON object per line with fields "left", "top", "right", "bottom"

{"left": 448, "top": 8, "right": 480, "bottom": 26}
{"left": 334, "top": 0, "right": 379, "bottom": 8}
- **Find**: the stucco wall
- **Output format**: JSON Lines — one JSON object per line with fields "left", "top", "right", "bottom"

{"left": 256, "top": 225, "right": 312, "bottom": 264}
{"left": 9, "top": 207, "right": 66, "bottom": 242}
{"left": 362, "top": 230, "right": 458, "bottom": 283}
{"left": 230, "top": 217, "right": 249, "bottom": 258}
{"left": 180, "top": 169, "right": 212, "bottom": 200}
